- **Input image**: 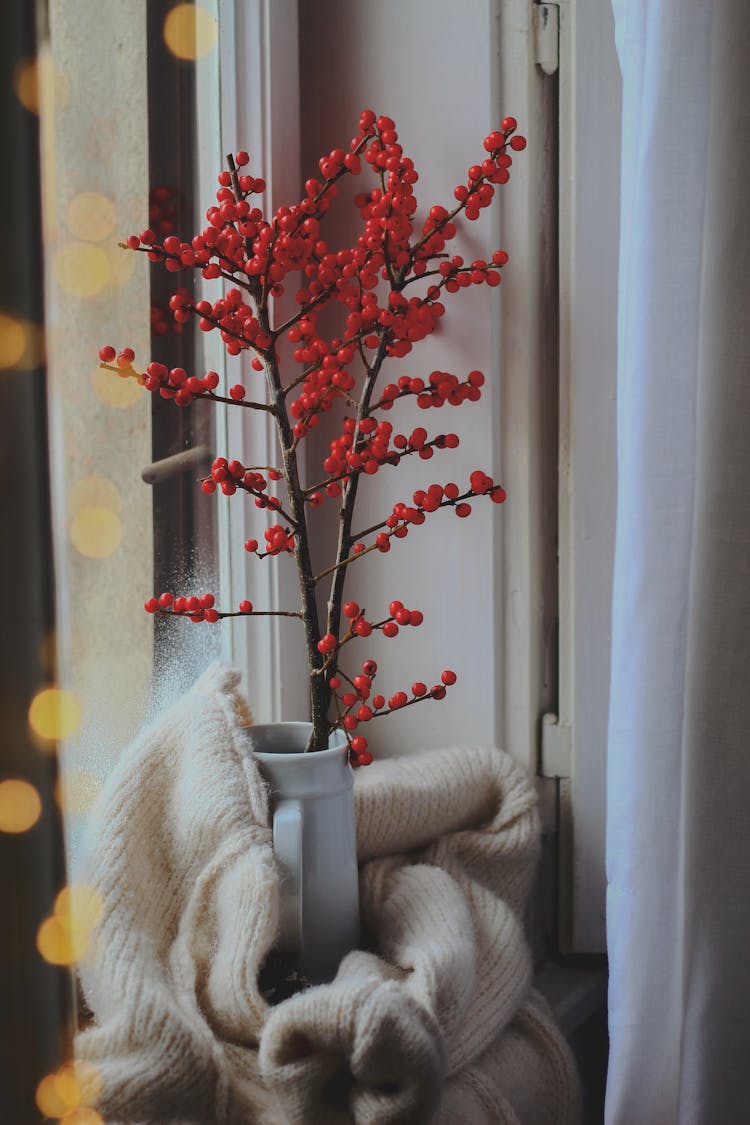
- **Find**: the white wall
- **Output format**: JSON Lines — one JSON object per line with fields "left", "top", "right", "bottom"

{"left": 297, "top": 0, "right": 537, "bottom": 761}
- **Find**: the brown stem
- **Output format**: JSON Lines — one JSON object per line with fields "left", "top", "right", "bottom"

{"left": 325, "top": 334, "right": 390, "bottom": 640}
{"left": 257, "top": 307, "right": 330, "bottom": 752}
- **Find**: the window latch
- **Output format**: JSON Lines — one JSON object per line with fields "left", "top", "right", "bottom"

{"left": 141, "top": 444, "right": 213, "bottom": 485}
{"left": 533, "top": 2, "right": 560, "bottom": 76}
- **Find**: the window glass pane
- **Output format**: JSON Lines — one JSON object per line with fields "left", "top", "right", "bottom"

{"left": 44, "top": 1, "right": 222, "bottom": 877}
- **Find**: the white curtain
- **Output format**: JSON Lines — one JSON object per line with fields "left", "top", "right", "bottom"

{"left": 606, "top": 1, "right": 750, "bottom": 1122}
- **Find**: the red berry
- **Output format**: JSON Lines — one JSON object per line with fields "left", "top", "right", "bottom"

{"left": 317, "top": 633, "right": 338, "bottom": 654}
{"left": 158, "top": 592, "right": 173, "bottom": 608}
{"left": 441, "top": 669, "right": 457, "bottom": 685}
{"left": 412, "top": 682, "right": 427, "bottom": 697}
{"left": 144, "top": 597, "right": 159, "bottom": 614}
{"left": 382, "top": 622, "right": 399, "bottom": 638}
{"left": 372, "top": 694, "right": 385, "bottom": 710}
{"left": 238, "top": 600, "right": 253, "bottom": 613}
{"left": 229, "top": 384, "right": 246, "bottom": 401}
{"left": 98, "top": 345, "right": 116, "bottom": 362}
{"left": 236, "top": 150, "right": 250, "bottom": 166}
{"left": 502, "top": 116, "right": 518, "bottom": 133}
{"left": 344, "top": 600, "right": 360, "bottom": 619}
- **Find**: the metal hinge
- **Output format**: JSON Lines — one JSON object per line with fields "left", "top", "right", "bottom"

{"left": 533, "top": 2, "right": 560, "bottom": 76}
{"left": 540, "top": 712, "right": 571, "bottom": 778}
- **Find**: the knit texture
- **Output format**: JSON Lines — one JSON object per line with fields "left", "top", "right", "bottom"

{"left": 76, "top": 662, "right": 580, "bottom": 1124}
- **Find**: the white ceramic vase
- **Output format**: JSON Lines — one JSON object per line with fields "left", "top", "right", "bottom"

{"left": 246, "top": 722, "right": 360, "bottom": 983}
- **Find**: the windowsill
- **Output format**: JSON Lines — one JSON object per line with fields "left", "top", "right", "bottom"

{"left": 535, "top": 960, "right": 607, "bottom": 1037}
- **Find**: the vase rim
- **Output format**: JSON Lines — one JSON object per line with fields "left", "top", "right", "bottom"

{"left": 242, "top": 721, "right": 347, "bottom": 760}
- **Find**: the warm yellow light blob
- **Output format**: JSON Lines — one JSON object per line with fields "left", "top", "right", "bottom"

{"left": 14, "top": 54, "right": 70, "bottom": 115}
{"left": 53, "top": 1064, "right": 82, "bottom": 1111}
{"left": 0, "top": 780, "right": 42, "bottom": 833}
{"left": 66, "top": 192, "right": 118, "bottom": 243}
{"left": 56, "top": 768, "right": 100, "bottom": 814}
{"left": 164, "top": 3, "right": 218, "bottom": 59}
{"left": 36, "top": 1071, "right": 79, "bottom": 1118}
{"left": 36, "top": 914, "right": 90, "bottom": 965}
{"left": 106, "top": 242, "right": 138, "bottom": 290}
{"left": 64, "top": 1108, "right": 104, "bottom": 1125}
{"left": 0, "top": 313, "right": 27, "bottom": 368}
{"left": 29, "top": 687, "right": 83, "bottom": 740}
{"left": 0, "top": 316, "right": 45, "bottom": 370}
{"left": 54, "top": 243, "right": 112, "bottom": 299}
{"left": 35, "top": 1060, "right": 103, "bottom": 1120}
{"left": 91, "top": 365, "right": 143, "bottom": 408}
{"left": 72, "top": 1059, "right": 104, "bottom": 1105}
{"left": 69, "top": 475, "right": 122, "bottom": 516}
{"left": 70, "top": 506, "right": 123, "bottom": 559}
{"left": 55, "top": 884, "right": 104, "bottom": 933}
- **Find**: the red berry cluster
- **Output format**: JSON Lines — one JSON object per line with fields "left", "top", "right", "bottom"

{"left": 100, "top": 111, "right": 525, "bottom": 763}
{"left": 317, "top": 598, "right": 424, "bottom": 655}
{"left": 376, "top": 368, "right": 484, "bottom": 411}
{"left": 327, "top": 651, "right": 458, "bottom": 767}
{"left": 353, "top": 471, "right": 506, "bottom": 556}
{"left": 246, "top": 524, "right": 295, "bottom": 557}
{"left": 144, "top": 592, "right": 220, "bottom": 623}
{"left": 200, "top": 456, "right": 282, "bottom": 505}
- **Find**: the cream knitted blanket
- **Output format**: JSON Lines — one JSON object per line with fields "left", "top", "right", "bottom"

{"left": 76, "top": 663, "right": 579, "bottom": 1124}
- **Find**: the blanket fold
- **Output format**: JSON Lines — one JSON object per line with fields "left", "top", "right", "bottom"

{"left": 76, "top": 662, "right": 579, "bottom": 1124}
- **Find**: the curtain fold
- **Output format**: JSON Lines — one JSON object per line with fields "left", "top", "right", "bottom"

{"left": 606, "top": 1, "right": 750, "bottom": 1122}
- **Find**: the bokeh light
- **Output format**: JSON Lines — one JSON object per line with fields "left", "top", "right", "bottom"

{"left": 69, "top": 475, "right": 122, "bottom": 516}
{"left": 37, "top": 883, "right": 103, "bottom": 966}
{"left": 69, "top": 505, "right": 123, "bottom": 558}
{"left": 14, "top": 54, "right": 70, "bottom": 114}
{"left": 163, "top": 3, "right": 218, "bottom": 60}
{"left": 91, "top": 365, "right": 143, "bottom": 408}
{"left": 0, "top": 316, "right": 45, "bottom": 370}
{"left": 0, "top": 313, "right": 26, "bottom": 368}
{"left": 66, "top": 192, "right": 117, "bottom": 243}
{"left": 55, "top": 884, "right": 104, "bottom": 933}
{"left": 36, "top": 1071, "right": 79, "bottom": 1118}
{"left": 0, "top": 779, "right": 42, "bottom": 833}
{"left": 28, "top": 687, "right": 83, "bottom": 740}
{"left": 56, "top": 768, "right": 100, "bottom": 815}
{"left": 36, "top": 914, "right": 90, "bottom": 965}
{"left": 64, "top": 1108, "right": 104, "bottom": 1125}
{"left": 35, "top": 1060, "right": 103, "bottom": 1121}
{"left": 54, "top": 242, "right": 112, "bottom": 299}
{"left": 105, "top": 240, "right": 138, "bottom": 289}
